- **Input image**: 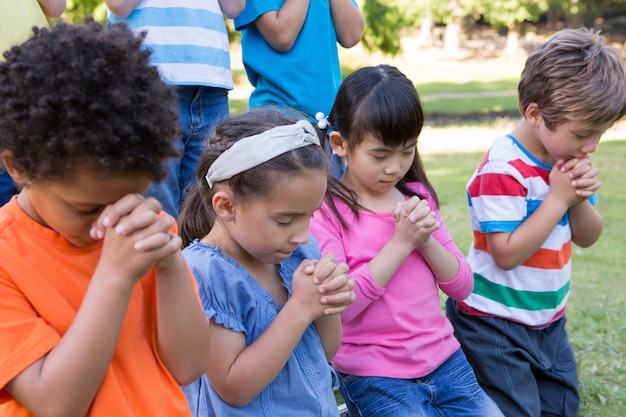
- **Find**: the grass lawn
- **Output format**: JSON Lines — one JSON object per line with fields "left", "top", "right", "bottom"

{"left": 425, "top": 140, "right": 626, "bottom": 416}
{"left": 229, "top": 77, "right": 521, "bottom": 120}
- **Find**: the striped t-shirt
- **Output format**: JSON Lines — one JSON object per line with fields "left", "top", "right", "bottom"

{"left": 108, "top": 0, "right": 233, "bottom": 89}
{"left": 460, "top": 135, "right": 596, "bottom": 327}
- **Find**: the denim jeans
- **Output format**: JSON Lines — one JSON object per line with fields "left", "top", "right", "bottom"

{"left": 0, "top": 171, "right": 17, "bottom": 207}
{"left": 146, "top": 86, "right": 229, "bottom": 218}
{"left": 338, "top": 348, "right": 504, "bottom": 417}
{"left": 446, "top": 299, "right": 580, "bottom": 417}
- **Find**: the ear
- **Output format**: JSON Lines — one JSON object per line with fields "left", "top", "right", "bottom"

{"left": 328, "top": 131, "right": 348, "bottom": 158}
{"left": 524, "top": 103, "right": 543, "bottom": 128}
{"left": 1, "top": 150, "right": 28, "bottom": 185}
{"left": 211, "top": 189, "right": 236, "bottom": 222}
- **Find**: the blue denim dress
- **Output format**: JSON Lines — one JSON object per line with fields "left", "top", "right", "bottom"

{"left": 181, "top": 237, "right": 339, "bottom": 417}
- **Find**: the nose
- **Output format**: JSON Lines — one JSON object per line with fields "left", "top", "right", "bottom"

{"left": 290, "top": 226, "right": 309, "bottom": 245}
{"left": 384, "top": 156, "right": 403, "bottom": 175}
{"left": 581, "top": 136, "right": 600, "bottom": 154}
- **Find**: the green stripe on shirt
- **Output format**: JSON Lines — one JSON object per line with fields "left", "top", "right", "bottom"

{"left": 473, "top": 273, "right": 569, "bottom": 311}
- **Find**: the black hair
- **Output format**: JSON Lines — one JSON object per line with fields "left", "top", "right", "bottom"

{"left": 0, "top": 18, "right": 180, "bottom": 183}
{"left": 324, "top": 64, "right": 437, "bottom": 228}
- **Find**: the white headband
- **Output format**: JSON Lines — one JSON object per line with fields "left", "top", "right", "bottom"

{"left": 205, "top": 120, "right": 321, "bottom": 188}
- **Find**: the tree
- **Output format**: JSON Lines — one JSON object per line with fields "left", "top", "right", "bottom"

{"left": 477, "top": 0, "right": 549, "bottom": 60}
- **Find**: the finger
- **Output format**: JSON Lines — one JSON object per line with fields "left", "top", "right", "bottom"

{"left": 312, "top": 254, "right": 339, "bottom": 284}
{"left": 321, "top": 287, "right": 355, "bottom": 305}
{"left": 90, "top": 193, "right": 148, "bottom": 240}
{"left": 417, "top": 217, "right": 438, "bottom": 228}
{"left": 559, "top": 158, "right": 578, "bottom": 172}
{"left": 115, "top": 209, "right": 171, "bottom": 236}
{"left": 407, "top": 201, "right": 431, "bottom": 223}
{"left": 137, "top": 233, "right": 181, "bottom": 260}
{"left": 392, "top": 202, "right": 404, "bottom": 221}
{"left": 400, "top": 196, "right": 421, "bottom": 217}
{"left": 319, "top": 272, "right": 353, "bottom": 294}
{"left": 104, "top": 193, "right": 151, "bottom": 227}
{"left": 134, "top": 231, "right": 178, "bottom": 252}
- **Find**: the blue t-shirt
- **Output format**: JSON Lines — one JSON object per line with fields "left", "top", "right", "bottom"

{"left": 181, "top": 237, "right": 340, "bottom": 417}
{"left": 235, "top": 0, "right": 358, "bottom": 118}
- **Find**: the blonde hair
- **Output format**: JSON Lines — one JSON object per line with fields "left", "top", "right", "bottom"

{"left": 518, "top": 27, "right": 626, "bottom": 130}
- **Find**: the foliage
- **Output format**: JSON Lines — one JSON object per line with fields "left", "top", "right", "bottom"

{"left": 477, "top": 0, "right": 550, "bottom": 29}
{"left": 360, "top": 0, "right": 420, "bottom": 56}
{"left": 64, "top": 0, "right": 106, "bottom": 23}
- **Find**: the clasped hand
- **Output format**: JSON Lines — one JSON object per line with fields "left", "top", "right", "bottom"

{"left": 89, "top": 193, "right": 182, "bottom": 283}
{"left": 390, "top": 196, "right": 440, "bottom": 249}
{"left": 292, "top": 254, "right": 355, "bottom": 320}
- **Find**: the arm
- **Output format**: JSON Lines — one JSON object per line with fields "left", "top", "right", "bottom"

{"left": 6, "top": 196, "right": 179, "bottom": 417}
{"left": 219, "top": 0, "right": 245, "bottom": 19}
{"left": 565, "top": 157, "right": 603, "bottom": 247}
{"left": 37, "top": 0, "right": 66, "bottom": 18}
{"left": 254, "top": 0, "right": 309, "bottom": 51}
{"left": 368, "top": 197, "right": 440, "bottom": 287}
{"left": 311, "top": 256, "right": 354, "bottom": 360}
{"left": 154, "top": 251, "right": 211, "bottom": 386}
{"left": 486, "top": 159, "right": 596, "bottom": 270}
{"left": 104, "top": 0, "right": 142, "bottom": 18}
{"left": 569, "top": 199, "right": 602, "bottom": 248}
{"left": 330, "top": 0, "right": 364, "bottom": 48}
{"left": 205, "top": 259, "right": 330, "bottom": 406}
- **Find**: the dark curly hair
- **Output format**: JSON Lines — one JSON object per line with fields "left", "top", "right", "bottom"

{"left": 0, "top": 18, "right": 180, "bottom": 183}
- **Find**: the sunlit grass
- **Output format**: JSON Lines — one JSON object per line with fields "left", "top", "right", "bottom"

{"left": 229, "top": 78, "right": 520, "bottom": 119}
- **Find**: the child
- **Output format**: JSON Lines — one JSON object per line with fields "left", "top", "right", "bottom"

{"left": 106, "top": 0, "right": 246, "bottom": 218}
{"left": 0, "top": 19, "right": 210, "bottom": 416}
{"left": 446, "top": 27, "right": 626, "bottom": 417}
{"left": 178, "top": 107, "right": 356, "bottom": 416}
{"left": 234, "top": 0, "right": 364, "bottom": 120}
{"left": 234, "top": 0, "right": 365, "bottom": 179}
{"left": 309, "top": 65, "right": 503, "bottom": 417}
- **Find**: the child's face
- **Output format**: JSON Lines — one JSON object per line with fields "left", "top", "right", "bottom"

{"left": 228, "top": 171, "right": 327, "bottom": 264}
{"left": 18, "top": 169, "right": 151, "bottom": 248}
{"left": 344, "top": 135, "right": 416, "bottom": 195}
{"left": 538, "top": 119, "right": 613, "bottom": 164}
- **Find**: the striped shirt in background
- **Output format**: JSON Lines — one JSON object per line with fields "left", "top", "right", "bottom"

{"left": 108, "top": 0, "right": 233, "bottom": 89}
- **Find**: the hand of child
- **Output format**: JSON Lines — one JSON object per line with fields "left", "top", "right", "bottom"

{"left": 558, "top": 157, "right": 601, "bottom": 200}
{"left": 289, "top": 263, "right": 329, "bottom": 323}
{"left": 390, "top": 196, "right": 440, "bottom": 249}
{"left": 551, "top": 159, "right": 600, "bottom": 207}
{"left": 306, "top": 254, "right": 355, "bottom": 316}
{"left": 94, "top": 194, "right": 181, "bottom": 285}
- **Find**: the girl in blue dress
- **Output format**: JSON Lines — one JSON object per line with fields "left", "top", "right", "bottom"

{"left": 178, "top": 107, "right": 356, "bottom": 417}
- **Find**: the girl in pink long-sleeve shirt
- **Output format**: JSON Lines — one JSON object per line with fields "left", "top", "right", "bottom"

{"left": 309, "top": 65, "right": 503, "bottom": 417}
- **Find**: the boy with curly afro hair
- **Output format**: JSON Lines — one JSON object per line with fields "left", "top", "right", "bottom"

{"left": 0, "top": 18, "right": 210, "bottom": 417}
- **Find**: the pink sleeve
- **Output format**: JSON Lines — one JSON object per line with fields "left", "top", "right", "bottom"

{"left": 430, "top": 206, "right": 474, "bottom": 300}
{"left": 309, "top": 207, "right": 385, "bottom": 323}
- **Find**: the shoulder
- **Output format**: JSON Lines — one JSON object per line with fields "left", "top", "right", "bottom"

{"left": 183, "top": 242, "right": 248, "bottom": 286}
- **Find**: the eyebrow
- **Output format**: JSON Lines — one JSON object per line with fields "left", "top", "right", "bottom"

{"left": 371, "top": 140, "right": 418, "bottom": 152}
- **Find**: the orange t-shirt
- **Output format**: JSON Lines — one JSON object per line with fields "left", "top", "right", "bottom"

{"left": 0, "top": 197, "right": 193, "bottom": 416}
